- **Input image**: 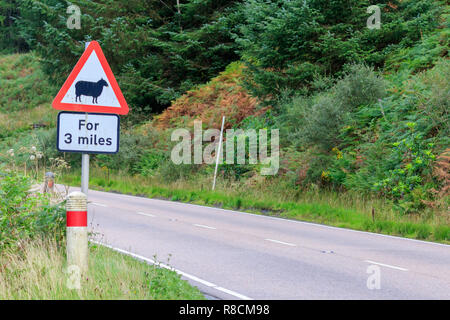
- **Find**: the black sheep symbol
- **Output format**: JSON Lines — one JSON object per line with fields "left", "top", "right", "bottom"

{"left": 75, "top": 78, "right": 109, "bottom": 104}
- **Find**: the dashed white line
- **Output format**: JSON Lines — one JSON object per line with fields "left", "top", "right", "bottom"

{"left": 193, "top": 224, "right": 216, "bottom": 230}
{"left": 91, "top": 202, "right": 108, "bottom": 207}
{"left": 91, "top": 240, "right": 252, "bottom": 300}
{"left": 265, "top": 238, "right": 296, "bottom": 247}
{"left": 136, "top": 212, "right": 156, "bottom": 218}
{"left": 364, "top": 260, "right": 408, "bottom": 271}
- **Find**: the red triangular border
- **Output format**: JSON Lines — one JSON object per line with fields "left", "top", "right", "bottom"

{"left": 52, "top": 41, "right": 129, "bottom": 115}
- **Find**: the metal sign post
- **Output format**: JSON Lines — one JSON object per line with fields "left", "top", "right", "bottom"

{"left": 81, "top": 43, "right": 90, "bottom": 196}
{"left": 81, "top": 152, "right": 89, "bottom": 195}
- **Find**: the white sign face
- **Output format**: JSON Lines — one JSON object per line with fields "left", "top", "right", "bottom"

{"left": 57, "top": 112, "right": 120, "bottom": 154}
{"left": 60, "top": 51, "right": 121, "bottom": 108}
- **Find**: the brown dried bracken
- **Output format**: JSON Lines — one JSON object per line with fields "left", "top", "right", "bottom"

{"left": 433, "top": 148, "right": 450, "bottom": 197}
{"left": 155, "top": 63, "right": 267, "bottom": 130}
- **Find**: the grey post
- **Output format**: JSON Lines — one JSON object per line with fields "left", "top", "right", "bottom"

{"left": 212, "top": 116, "right": 225, "bottom": 190}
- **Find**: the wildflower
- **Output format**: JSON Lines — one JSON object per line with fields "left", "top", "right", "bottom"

{"left": 30, "top": 155, "right": 36, "bottom": 161}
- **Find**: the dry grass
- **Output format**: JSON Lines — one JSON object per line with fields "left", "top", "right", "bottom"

{"left": 0, "top": 105, "right": 57, "bottom": 138}
{"left": 0, "top": 239, "right": 204, "bottom": 300}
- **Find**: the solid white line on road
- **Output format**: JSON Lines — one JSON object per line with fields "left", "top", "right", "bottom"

{"left": 91, "top": 202, "right": 108, "bottom": 207}
{"left": 193, "top": 224, "right": 216, "bottom": 230}
{"left": 214, "top": 287, "right": 253, "bottom": 300}
{"left": 265, "top": 238, "right": 296, "bottom": 247}
{"left": 364, "top": 260, "right": 408, "bottom": 271}
{"left": 136, "top": 212, "right": 156, "bottom": 218}
{"left": 91, "top": 240, "right": 252, "bottom": 300}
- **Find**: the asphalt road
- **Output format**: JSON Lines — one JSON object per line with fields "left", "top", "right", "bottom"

{"left": 66, "top": 186, "right": 450, "bottom": 300}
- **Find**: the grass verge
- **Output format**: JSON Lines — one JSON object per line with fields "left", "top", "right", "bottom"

{"left": 0, "top": 239, "right": 205, "bottom": 300}
{"left": 60, "top": 168, "right": 449, "bottom": 244}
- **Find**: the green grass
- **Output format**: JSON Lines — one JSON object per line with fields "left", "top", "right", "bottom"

{"left": 60, "top": 168, "right": 449, "bottom": 244}
{"left": 0, "top": 53, "right": 58, "bottom": 139}
{"left": 0, "top": 239, "right": 205, "bottom": 300}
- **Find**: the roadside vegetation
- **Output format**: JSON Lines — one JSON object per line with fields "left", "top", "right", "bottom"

{"left": 61, "top": 167, "right": 449, "bottom": 243}
{"left": 0, "top": 239, "right": 204, "bottom": 300}
{"left": 0, "top": 0, "right": 448, "bottom": 249}
{"left": 0, "top": 169, "right": 204, "bottom": 299}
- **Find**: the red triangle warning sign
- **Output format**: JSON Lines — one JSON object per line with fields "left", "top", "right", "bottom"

{"left": 52, "top": 41, "right": 129, "bottom": 115}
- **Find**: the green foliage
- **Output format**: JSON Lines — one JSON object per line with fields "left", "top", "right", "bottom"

{"left": 4, "top": 0, "right": 241, "bottom": 122}
{"left": 276, "top": 52, "right": 448, "bottom": 213}
{"left": 136, "top": 150, "right": 167, "bottom": 177}
{"left": 0, "top": 170, "right": 65, "bottom": 250}
{"left": 0, "top": 52, "right": 56, "bottom": 113}
{"left": 0, "top": 128, "right": 78, "bottom": 174}
{"left": 333, "top": 64, "right": 387, "bottom": 111}
{"left": 277, "top": 64, "right": 386, "bottom": 153}
{"left": 0, "top": 0, "right": 28, "bottom": 52}
{"left": 235, "top": 0, "right": 442, "bottom": 100}
{"left": 372, "top": 126, "right": 436, "bottom": 212}
{"left": 157, "top": 161, "right": 200, "bottom": 183}
{"left": 96, "top": 130, "right": 161, "bottom": 174}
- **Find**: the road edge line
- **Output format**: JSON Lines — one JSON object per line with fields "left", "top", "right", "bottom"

{"left": 90, "top": 240, "right": 253, "bottom": 300}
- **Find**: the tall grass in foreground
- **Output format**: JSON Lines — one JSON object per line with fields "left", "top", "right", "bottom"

{"left": 0, "top": 239, "right": 204, "bottom": 300}
{"left": 61, "top": 168, "right": 449, "bottom": 243}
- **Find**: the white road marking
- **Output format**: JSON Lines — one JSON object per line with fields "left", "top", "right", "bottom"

{"left": 265, "top": 238, "right": 296, "bottom": 247}
{"left": 214, "top": 287, "right": 253, "bottom": 300}
{"left": 136, "top": 212, "right": 156, "bottom": 218}
{"left": 91, "top": 202, "right": 108, "bottom": 207}
{"left": 193, "top": 224, "right": 216, "bottom": 230}
{"left": 364, "top": 260, "right": 408, "bottom": 271}
{"left": 91, "top": 240, "right": 252, "bottom": 300}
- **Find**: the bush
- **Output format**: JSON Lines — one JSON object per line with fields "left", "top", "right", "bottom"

{"left": 277, "top": 64, "right": 385, "bottom": 153}
{"left": 420, "top": 59, "right": 450, "bottom": 138}
{"left": 0, "top": 171, "right": 65, "bottom": 250}
{"left": 136, "top": 150, "right": 167, "bottom": 177}
{"left": 333, "top": 64, "right": 387, "bottom": 111}
{"left": 156, "top": 161, "right": 200, "bottom": 183}
{"left": 96, "top": 130, "right": 160, "bottom": 175}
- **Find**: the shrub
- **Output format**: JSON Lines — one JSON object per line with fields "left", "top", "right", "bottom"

{"left": 333, "top": 64, "right": 387, "bottom": 111}
{"left": 0, "top": 170, "right": 65, "bottom": 250}
{"left": 420, "top": 59, "right": 450, "bottom": 138}
{"left": 96, "top": 130, "right": 160, "bottom": 175}
{"left": 156, "top": 161, "right": 200, "bottom": 183}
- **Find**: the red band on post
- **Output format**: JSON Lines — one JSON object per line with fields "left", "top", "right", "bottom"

{"left": 67, "top": 211, "right": 87, "bottom": 227}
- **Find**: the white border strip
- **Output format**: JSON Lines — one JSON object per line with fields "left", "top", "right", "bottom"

{"left": 91, "top": 240, "right": 253, "bottom": 300}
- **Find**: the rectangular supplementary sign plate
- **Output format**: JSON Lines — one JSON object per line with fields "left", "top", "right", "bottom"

{"left": 57, "top": 111, "right": 119, "bottom": 154}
